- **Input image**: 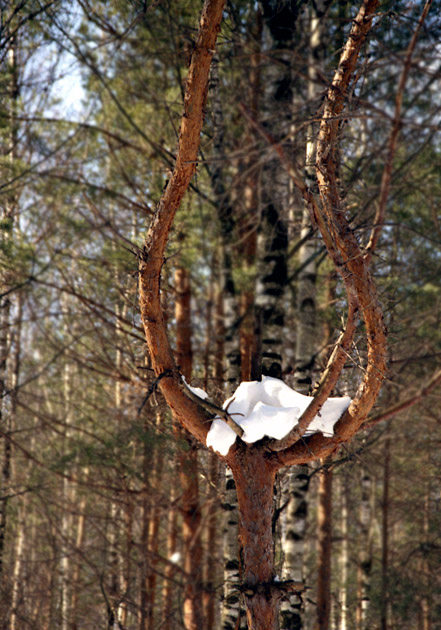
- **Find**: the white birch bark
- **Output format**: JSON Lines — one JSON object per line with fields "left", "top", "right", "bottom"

{"left": 281, "top": 6, "right": 327, "bottom": 628}
{"left": 60, "top": 348, "right": 73, "bottom": 630}
{"left": 221, "top": 466, "right": 246, "bottom": 630}
{"left": 356, "top": 471, "right": 374, "bottom": 630}
{"left": 0, "top": 39, "right": 19, "bottom": 583}
{"left": 9, "top": 501, "right": 25, "bottom": 630}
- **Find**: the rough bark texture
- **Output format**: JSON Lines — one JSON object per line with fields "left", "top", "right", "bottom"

{"left": 230, "top": 448, "right": 279, "bottom": 630}
{"left": 174, "top": 266, "right": 204, "bottom": 630}
{"left": 317, "top": 459, "right": 333, "bottom": 630}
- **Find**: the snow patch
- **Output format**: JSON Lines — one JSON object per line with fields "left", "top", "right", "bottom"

{"left": 182, "top": 376, "right": 208, "bottom": 400}
{"left": 206, "top": 376, "right": 351, "bottom": 456}
{"left": 169, "top": 551, "right": 181, "bottom": 564}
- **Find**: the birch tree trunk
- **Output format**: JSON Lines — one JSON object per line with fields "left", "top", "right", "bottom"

{"left": 356, "top": 471, "right": 373, "bottom": 630}
{"left": 9, "top": 499, "right": 25, "bottom": 630}
{"left": 0, "top": 35, "right": 19, "bottom": 585}
{"left": 204, "top": 453, "right": 220, "bottom": 630}
{"left": 209, "top": 55, "right": 241, "bottom": 388}
{"left": 281, "top": 6, "right": 326, "bottom": 626}
{"left": 280, "top": 467, "right": 309, "bottom": 630}
{"left": 221, "top": 467, "right": 245, "bottom": 630}
{"left": 381, "top": 436, "right": 391, "bottom": 630}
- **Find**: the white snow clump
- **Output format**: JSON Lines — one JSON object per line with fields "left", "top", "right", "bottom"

{"left": 206, "top": 376, "right": 351, "bottom": 456}
{"left": 182, "top": 376, "right": 208, "bottom": 400}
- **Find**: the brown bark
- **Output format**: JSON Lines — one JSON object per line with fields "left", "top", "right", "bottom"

{"left": 230, "top": 448, "right": 279, "bottom": 630}
{"left": 174, "top": 266, "right": 204, "bottom": 630}
{"left": 203, "top": 453, "right": 220, "bottom": 630}
{"left": 316, "top": 459, "right": 333, "bottom": 630}
{"left": 161, "top": 483, "right": 178, "bottom": 630}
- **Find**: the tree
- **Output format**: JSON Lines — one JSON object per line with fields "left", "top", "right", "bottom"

{"left": 139, "top": 1, "right": 389, "bottom": 628}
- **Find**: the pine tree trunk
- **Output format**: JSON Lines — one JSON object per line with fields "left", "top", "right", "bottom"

{"left": 231, "top": 450, "right": 279, "bottom": 630}
{"left": 317, "top": 459, "right": 333, "bottom": 630}
{"left": 145, "top": 412, "right": 164, "bottom": 630}
{"left": 139, "top": 445, "right": 151, "bottom": 630}
{"left": 71, "top": 470, "right": 89, "bottom": 630}
{"left": 420, "top": 490, "right": 431, "bottom": 630}
{"left": 161, "top": 482, "right": 179, "bottom": 630}
{"left": 174, "top": 266, "right": 204, "bottom": 630}
{"left": 204, "top": 453, "right": 220, "bottom": 630}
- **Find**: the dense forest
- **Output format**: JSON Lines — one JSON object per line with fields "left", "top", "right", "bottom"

{"left": 1, "top": 0, "right": 440, "bottom": 629}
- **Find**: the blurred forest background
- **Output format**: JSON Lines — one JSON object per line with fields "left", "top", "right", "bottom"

{"left": 1, "top": 1, "right": 441, "bottom": 629}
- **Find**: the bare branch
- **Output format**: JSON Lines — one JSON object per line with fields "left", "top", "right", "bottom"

{"left": 365, "top": 0, "right": 434, "bottom": 261}
{"left": 180, "top": 379, "right": 244, "bottom": 438}
{"left": 364, "top": 368, "right": 441, "bottom": 428}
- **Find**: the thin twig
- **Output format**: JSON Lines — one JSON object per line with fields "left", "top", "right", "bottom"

{"left": 180, "top": 378, "right": 244, "bottom": 438}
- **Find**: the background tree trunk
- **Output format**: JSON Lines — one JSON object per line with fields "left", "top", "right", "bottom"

{"left": 317, "top": 458, "right": 333, "bottom": 630}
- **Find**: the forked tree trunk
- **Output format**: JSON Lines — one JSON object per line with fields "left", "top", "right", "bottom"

{"left": 138, "top": 4, "right": 386, "bottom": 630}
